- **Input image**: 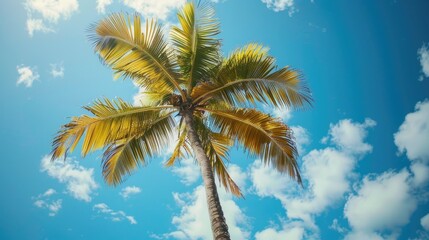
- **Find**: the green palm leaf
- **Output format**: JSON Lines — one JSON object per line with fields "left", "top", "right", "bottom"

{"left": 51, "top": 98, "right": 176, "bottom": 159}
{"left": 171, "top": 1, "right": 220, "bottom": 91}
{"left": 202, "top": 107, "right": 301, "bottom": 183}
{"left": 102, "top": 112, "right": 176, "bottom": 185}
{"left": 90, "top": 13, "right": 184, "bottom": 98}
{"left": 192, "top": 44, "right": 312, "bottom": 109}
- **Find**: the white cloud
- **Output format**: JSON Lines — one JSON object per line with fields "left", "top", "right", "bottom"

{"left": 93, "top": 203, "right": 137, "bottom": 224}
{"left": 26, "top": 18, "right": 53, "bottom": 37}
{"left": 122, "top": 0, "right": 186, "bottom": 21}
{"left": 286, "top": 148, "right": 355, "bottom": 222}
{"left": 410, "top": 161, "right": 429, "bottom": 188}
{"left": 394, "top": 100, "right": 429, "bottom": 162}
{"left": 250, "top": 160, "right": 295, "bottom": 198}
{"left": 418, "top": 43, "right": 429, "bottom": 81}
{"left": 16, "top": 65, "right": 39, "bottom": 87}
{"left": 344, "top": 170, "right": 417, "bottom": 239}
{"left": 24, "top": 0, "right": 79, "bottom": 36}
{"left": 330, "top": 218, "right": 347, "bottom": 234}
{"left": 251, "top": 118, "right": 375, "bottom": 235}
{"left": 327, "top": 118, "right": 376, "bottom": 155}
{"left": 97, "top": 0, "right": 113, "bottom": 14}
{"left": 291, "top": 126, "right": 310, "bottom": 155}
{"left": 171, "top": 157, "right": 200, "bottom": 186}
{"left": 40, "top": 155, "right": 98, "bottom": 202}
{"left": 33, "top": 189, "right": 62, "bottom": 216}
{"left": 168, "top": 164, "right": 249, "bottom": 239}
{"left": 421, "top": 213, "right": 429, "bottom": 231}
{"left": 255, "top": 223, "right": 305, "bottom": 240}
{"left": 50, "top": 63, "right": 64, "bottom": 78}
{"left": 43, "top": 188, "right": 56, "bottom": 197}
{"left": 261, "top": 0, "right": 296, "bottom": 16}
{"left": 272, "top": 107, "right": 292, "bottom": 122}
{"left": 120, "top": 186, "right": 141, "bottom": 199}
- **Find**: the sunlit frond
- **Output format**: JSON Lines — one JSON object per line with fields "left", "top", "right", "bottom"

{"left": 202, "top": 107, "right": 301, "bottom": 183}
{"left": 102, "top": 112, "right": 176, "bottom": 185}
{"left": 164, "top": 124, "right": 192, "bottom": 167}
{"left": 171, "top": 1, "right": 220, "bottom": 91}
{"left": 89, "top": 13, "right": 184, "bottom": 97}
{"left": 51, "top": 98, "right": 177, "bottom": 160}
{"left": 195, "top": 118, "right": 242, "bottom": 196}
{"left": 192, "top": 44, "right": 312, "bottom": 109}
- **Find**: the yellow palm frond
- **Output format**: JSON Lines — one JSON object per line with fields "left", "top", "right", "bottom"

{"left": 51, "top": 98, "right": 177, "bottom": 160}
{"left": 201, "top": 107, "right": 301, "bottom": 183}
{"left": 192, "top": 44, "right": 312, "bottom": 109}
{"left": 195, "top": 118, "right": 243, "bottom": 197}
{"left": 90, "top": 13, "right": 185, "bottom": 98}
{"left": 171, "top": 1, "right": 220, "bottom": 91}
{"left": 164, "top": 125, "right": 192, "bottom": 167}
{"left": 102, "top": 112, "right": 176, "bottom": 185}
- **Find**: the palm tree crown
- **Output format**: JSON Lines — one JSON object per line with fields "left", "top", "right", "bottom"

{"left": 51, "top": 1, "right": 312, "bottom": 238}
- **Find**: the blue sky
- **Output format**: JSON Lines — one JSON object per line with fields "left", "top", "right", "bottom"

{"left": 1, "top": 0, "right": 429, "bottom": 239}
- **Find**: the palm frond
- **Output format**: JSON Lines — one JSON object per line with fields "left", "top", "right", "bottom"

{"left": 102, "top": 112, "right": 176, "bottom": 185}
{"left": 89, "top": 13, "right": 185, "bottom": 98}
{"left": 171, "top": 1, "right": 220, "bottom": 91}
{"left": 192, "top": 44, "right": 312, "bottom": 109}
{"left": 195, "top": 118, "right": 243, "bottom": 196}
{"left": 202, "top": 107, "right": 301, "bottom": 183}
{"left": 51, "top": 98, "right": 177, "bottom": 160}
{"left": 164, "top": 124, "right": 192, "bottom": 167}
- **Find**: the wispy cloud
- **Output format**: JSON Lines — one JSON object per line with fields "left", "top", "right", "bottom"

{"left": 120, "top": 186, "right": 141, "bottom": 199}
{"left": 418, "top": 43, "right": 429, "bottom": 81}
{"left": 171, "top": 158, "right": 200, "bottom": 186}
{"left": 122, "top": 0, "right": 186, "bottom": 21}
{"left": 93, "top": 203, "right": 137, "bottom": 224}
{"left": 40, "top": 155, "right": 98, "bottom": 202}
{"left": 50, "top": 63, "right": 64, "bottom": 78}
{"left": 16, "top": 65, "right": 39, "bottom": 87}
{"left": 24, "top": 0, "right": 79, "bottom": 36}
{"left": 96, "top": 0, "right": 113, "bottom": 14}
{"left": 33, "top": 188, "right": 62, "bottom": 216}
{"left": 261, "top": 0, "right": 296, "bottom": 16}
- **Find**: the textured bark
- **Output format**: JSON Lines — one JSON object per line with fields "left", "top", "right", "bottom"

{"left": 183, "top": 111, "right": 231, "bottom": 240}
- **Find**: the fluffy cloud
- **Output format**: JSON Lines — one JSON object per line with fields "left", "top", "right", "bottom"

{"left": 328, "top": 118, "right": 376, "bottom": 155}
{"left": 261, "top": 0, "right": 296, "bottom": 16}
{"left": 120, "top": 186, "right": 141, "bottom": 199}
{"left": 344, "top": 170, "right": 417, "bottom": 239}
{"left": 93, "top": 203, "right": 137, "bottom": 224}
{"left": 50, "top": 63, "right": 64, "bottom": 78}
{"left": 291, "top": 126, "right": 310, "bottom": 155}
{"left": 251, "top": 118, "right": 375, "bottom": 235}
{"left": 96, "top": 0, "right": 113, "bottom": 14}
{"left": 40, "top": 155, "right": 98, "bottom": 202}
{"left": 255, "top": 223, "right": 305, "bottom": 240}
{"left": 394, "top": 100, "right": 429, "bottom": 162}
{"left": 418, "top": 43, "right": 429, "bottom": 81}
{"left": 16, "top": 65, "right": 39, "bottom": 87}
{"left": 33, "top": 188, "right": 62, "bottom": 216}
{"left": 24, "top": 0, "right": 79, "bottom": 36}
{"left": 168, "top": 164, "right": 249, "bottom": 239}
{"left": 122, "top": 0, "right": 186, "bottom": 20}
{"left": 171, "top": 158, "right": 200, "bottom": 186}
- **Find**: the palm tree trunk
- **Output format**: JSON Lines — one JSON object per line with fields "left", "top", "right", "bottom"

{"left": 183, "top": 111, "right": 231, "bottom": 240}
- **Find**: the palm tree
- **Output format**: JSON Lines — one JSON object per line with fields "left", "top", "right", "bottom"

{"left": 51, "top": 2, "right": 312, "bottom": 239}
